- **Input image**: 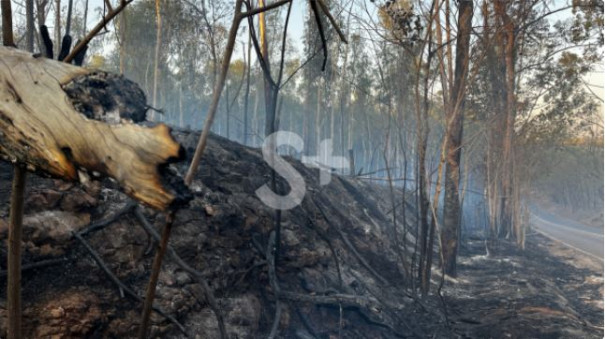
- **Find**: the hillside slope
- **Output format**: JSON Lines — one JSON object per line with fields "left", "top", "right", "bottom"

{"left": 0, "top": 131, "right": 434, "bottom": 338}
{"left": 0, "top": 130, "right": 601, "bottom": 338}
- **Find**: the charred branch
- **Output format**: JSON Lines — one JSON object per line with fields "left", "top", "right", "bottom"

{"left": 0, "top": 47, "right": 190, "bottom": 211}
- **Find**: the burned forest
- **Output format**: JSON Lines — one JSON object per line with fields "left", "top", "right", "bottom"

{"left": 0, "top": 0, "right": 603, "bottom": 338}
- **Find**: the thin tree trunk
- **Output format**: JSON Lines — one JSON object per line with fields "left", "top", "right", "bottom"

{"left": 483, "top": 0, "right": 503, "bottom": 245}
{"left": 415, "top": 40, "right": 432, "bottom": 290}
{"left": 339, "top": 38, "right": 350, "bottom": 160}
{"left": 179, "top": 77, "right": 183, "bottom": 127}
{"left": 502, "top": 6, "right": 517, "bottom": 240}
{"left": 243, "top": 35, "right": 252, "bottom": 145}
{"left": 65, "top": 0, "right": 73, "bottom": 36}
{"left": 253, "top": 79, "right": 260, "bottom": 145}
{"left": 184, "top": 0, "right": 244, "bottom": 185}
{"left": 316, "top": 83, "right": 322, "bottom": 158}
{"left": 151, "top": 0, "right": 162, "bottom": 120}
{"left": 138, "top": 213, "right": 174, "bottom": 339}
{"left": 491, "top": 0, "right": 517, "bottom": 240}
{"left": 383, "top": 124, "right": 410, "bottom": 284}
{"left": 258, "top": 0, "right": 277, "bottom": 137}
{"left": 7, "top": 166, "right": 26, "bottom": 339}
{"left": 419, "top": 27, "right": 437, "bottom": 293}
{"left": 26, "top": 0, "right": 35, "bottom": 51}
{"left": 82, "top": 0, "right": 88, "bottom": 38}
{"left": 441, "top": 0, "right": 473, "bottom": 277}
{"left": 35, "top": 0, "right": 49, "bottom": 53}
{"left": 434, "top": 0, "right": 449, "bottom": 107}
{"left": 4, "top": 2, "right": 26, "bottom": 337}
{"left": 119, "top": 6, "right": 126, "bottom": 74}
{"left": 226, "top": 81, "right": 230, "bottom": 138}
{"left": 203, "top": 0, "right": 219, "bottom": 87}
{"left": 36, "top": 0, "right": 48, "bottom": 28}
{"left": 303, "top": 83, "right": 311, "bottom": 155}
{"left": 54, "top": 0, "right": 60, "bottom": 56}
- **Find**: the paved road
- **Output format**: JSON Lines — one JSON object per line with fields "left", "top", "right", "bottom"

{"left": 530, "top": 206, "right": 604, "bottom": 261}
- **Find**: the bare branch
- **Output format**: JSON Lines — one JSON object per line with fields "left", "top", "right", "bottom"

{"left": 64, "top": 0, "right": 133, "bottom": 63}
{"left": 316, "top": 0, "right": 347, "bottom": 43}
{"left": 310, "top": 0, "right": 328, "bottom": 71}
{"left": 241, "top": 0, "right": 291, "bottom": 18}
{"left": 72, "top": 231, "right": 188, "bottom": 336}
{"left": 103, "top": 0, "right": 113, "bottom": 12}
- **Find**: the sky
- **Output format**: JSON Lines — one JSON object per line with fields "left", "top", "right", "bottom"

{"left": 22, "top": 0, "right": 605, "bottom": 105}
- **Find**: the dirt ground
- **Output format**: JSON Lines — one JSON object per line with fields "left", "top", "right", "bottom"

{"left": 446, "top": 231, "right": 603, "bottom": 338}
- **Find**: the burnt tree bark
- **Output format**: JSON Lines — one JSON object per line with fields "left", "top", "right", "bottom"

{"left": 4, "top": 3, "right": 26, "bottom": 337}
{"left": 441, "top": 0, "right": 473, "bottom": 277}
{"left": 416, "top": 1, "right": 435, "bottom": 293}
{"left": 497, "top": 0, "right": 517, "bottom": 240}
{"left": 151, "top": 0, "right": 162, "bottom": 121}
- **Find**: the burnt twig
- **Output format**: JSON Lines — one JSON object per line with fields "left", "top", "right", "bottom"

{"left": 309, "top": 0, "right": 328, "bottom": 71}
{"left": 78, "top": 201, "right": 137, "bottom": 236}
{"left": 315, "top": 0, "right": 347, "bottom": 43}
{"left": 312, "top": 196, "right": 389, "bottom": 285}
{"left": 63, "top": 0, "right": 133, "bottom": 63}
{"left": 266, "top": 231, "right": 283, "bottom": 339}
{"left": 305, "top": 215, "right": 343, "bottom": 287}
{"left": 134, "top": 207, "right": 227, "bottom": 339}
{"left": 138, "top": 211, "right": 175, "bottom": 339}
{"left": 279, "top": 291, "right": 409, "bottom": 337}
{"left": 7, "top": 165, "right": 26, "bottom": 339}
{"left": 72, "top": 231, "right": 188, "bottom": 336}
{"left": 0, "top": 258, "right": 68, "bottom": 278}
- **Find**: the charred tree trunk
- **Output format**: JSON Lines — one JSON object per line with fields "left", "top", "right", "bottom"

{"left": 484, "top": 0, "right": 506, "bottom": 244}
{"left": 82, "top": 0, "right": 89, "bottom": 38}
{"left": 7, "top": 165, "right": 25, "bottom": 339}
{"left": 4, "top": 3, "right": 25, "bottom": 337}
{"left": 243, "top": 34, "right": 252, "bottom": 145}
{"left": 415, "top": 73, "right": 430, "bottom": 290}
{"left": 26, "top": 0, "right": 35, "bottom": 51}
{"left": 415, "top": 0, "right": 437, "bottom": 289}
{"left": 119, "top": 7, "right": 127, "bottom": 74}
{"left": 151, "top": 0, "right": 162, "bottom": 121}
{"left": 500, "top": 4, "right": 517, "bottom": 240}
{"left": 258, "top": 0, "right": 278, "bottom": 137}
{"left": 490, "top": 0, "right": 517, "bottom": 241}
{"left": 441, "top": 0, "right": 473, "bottom": 277}
{"left": 419, "top": 15, "right": 435, "bottom": 294}
{"left": 54, "top": 0, "right": 61, "bottom": 56}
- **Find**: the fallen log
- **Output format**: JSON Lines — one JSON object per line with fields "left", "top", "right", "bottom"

{"left": 0, "top": 46, "right": 188, "bottom": 210}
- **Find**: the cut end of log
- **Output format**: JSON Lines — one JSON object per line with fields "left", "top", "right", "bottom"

{"left": 0, "top": 47, "right": 191, "bottom": 211}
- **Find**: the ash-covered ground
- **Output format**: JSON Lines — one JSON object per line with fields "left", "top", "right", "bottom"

{"left": 0, "top": 130, "right": 601, "bottom": 338}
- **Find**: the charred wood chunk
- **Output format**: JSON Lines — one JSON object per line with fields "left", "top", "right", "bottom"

{"left": 39, "top": 25, "right": 54, "bottom": 59}
{"left": 62, "top": 72, "right": 148, "bottom": 124}
{"left": 73, "top": 42, "right": 88, "bottom": 66}
{"left": 0, "top": 47, "right": 189, "bottom": 210}
{"left": 57, "top": 35, "right": 72, "bottom": 62}
{"left": 159, "top": 163, "right": 192, "bottom": 209}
